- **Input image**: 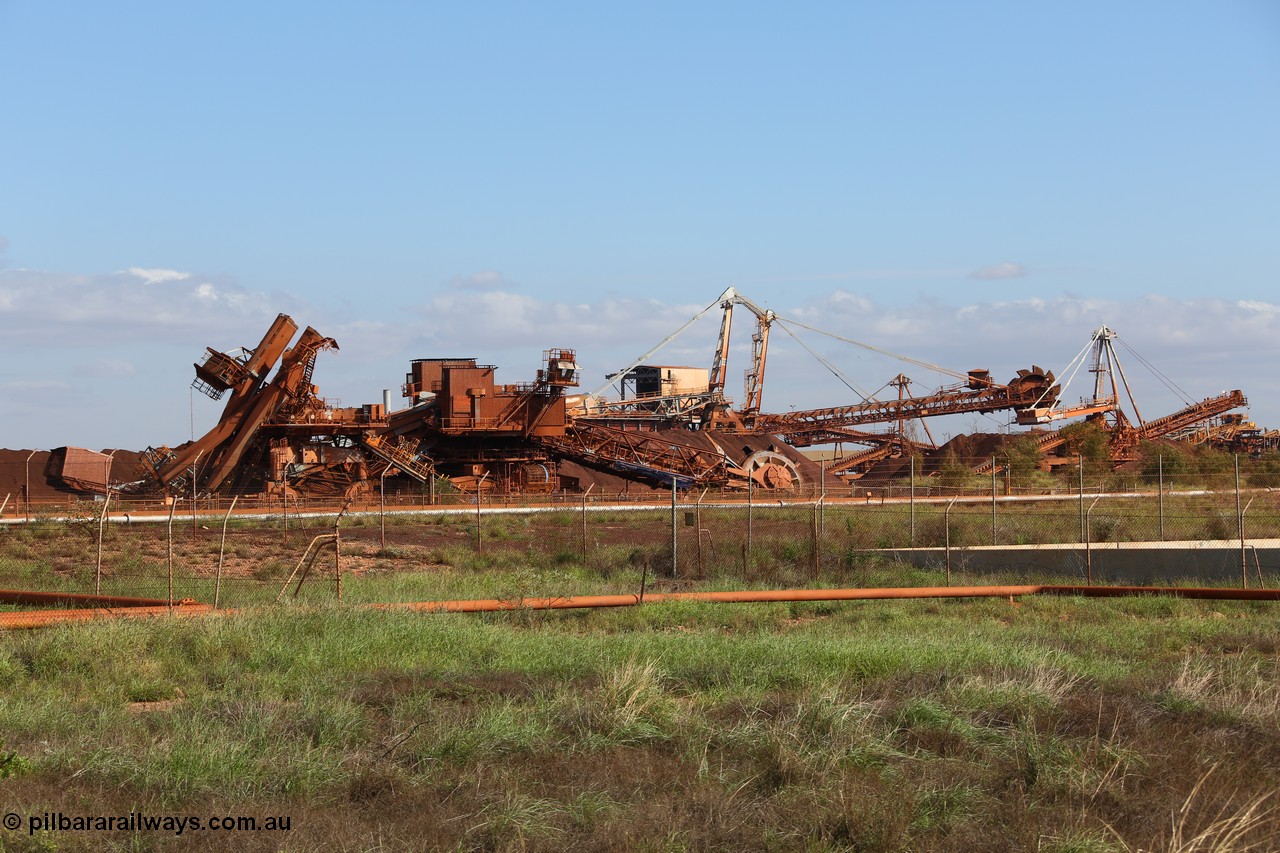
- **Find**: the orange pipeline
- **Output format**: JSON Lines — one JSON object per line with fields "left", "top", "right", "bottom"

{"left": 0, "top": 604, "right": 214, "bottom": 630}
{"left": 4, "top": 585, "right": 1279, "bottom": 630}
{"left": 0, "top": 589, "right": 194, "bottom": 608}
{"left": 373, "top": 584, "right": 1280, "bottom": 613}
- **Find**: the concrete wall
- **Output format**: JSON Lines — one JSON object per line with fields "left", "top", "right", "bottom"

{"left": 878, "top": 539, "right": 1280, "bottom": 586}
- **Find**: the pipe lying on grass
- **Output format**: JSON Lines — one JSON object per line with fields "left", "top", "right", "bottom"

{"left": 0, "top": 604, "right": 213, "bottom": 630}
{"left": 4, "top": 584, "right": 1279, "bottom": 630}
{"left": 0, "top": 589, "right": 199, "bottom": 608}
{"left": 372, "top": 584, "right": 1280, "bottom": 613}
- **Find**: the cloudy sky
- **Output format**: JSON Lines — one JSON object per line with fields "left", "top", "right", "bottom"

{"left": 2, "top": 2, "right": 1278, "bottom": 450}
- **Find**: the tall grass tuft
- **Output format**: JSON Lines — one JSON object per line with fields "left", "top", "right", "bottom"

{"left": 1117, "top": 767, "right": 1279, "bottom": 853}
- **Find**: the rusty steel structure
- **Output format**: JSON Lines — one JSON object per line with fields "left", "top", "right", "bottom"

{"left": 750, "top": 366, "right": 1059, "bottom": 447}
{"left": 987, "top": 325, "right": 1252, "bottom": 468}
{"left": 1169, "top": 413, "right": 1280, "bottom": 455}
{"left": 44, "top": 447, "right": 115, "bottom": 494}
{"left": 384, "top": 349, "right": 581, "bottom": 493}
{"left": 115, "top": 290, "right": 1256, "bottom": 500}
{"left": 137, "top": 315, "right": 390, "bottom": 498}
{"left": 134, "top": 323, "right": 590, "bottom": 497}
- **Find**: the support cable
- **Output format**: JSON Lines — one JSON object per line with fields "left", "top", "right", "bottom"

{"left": 1112, "top": 336, "right": 1195, "bottom": 406}
{"left": 589, "top": 287, "right": 734, "bottom": 398}
{"left": 772, "top": 320, "right": 877, "bottom": 401}
{"left": 776, "top": 316, "right": 971, "bottom": 382}
{"left": 1036, "top": 334, "right": 1097, "bottom": 409}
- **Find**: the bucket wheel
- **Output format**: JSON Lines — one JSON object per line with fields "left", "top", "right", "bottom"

{"left": 1008, "top": 365, "right": 1059, "bottom": 400}
{"left": 742, "top": 450, "right": 801, "bottom": 490}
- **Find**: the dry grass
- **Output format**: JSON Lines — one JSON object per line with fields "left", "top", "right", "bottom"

{"left": 1165, "top": 657, "right": 1280, "bottom": 725}
{"left": 1114, "top": 766, "right": 1279, "bottom": 853}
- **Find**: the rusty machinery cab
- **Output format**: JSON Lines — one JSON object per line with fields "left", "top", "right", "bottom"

{"left": 190, "top": 313, "right": 299, "bottom": 402}
{"left": 390, "top": 349, "right": 579, "bottom": 493}
{"left": 538, "top": 348, "right": 580, "bottom": 389}
{"left": 192, "top": 347, "right": 254, "bottom": 400}
{"left": 400, "top": 350, "right": 578, "bottom": 435}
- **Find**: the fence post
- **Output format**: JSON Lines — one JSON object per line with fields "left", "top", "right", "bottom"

{"left": 819, "top": 463, "right": 826, "bottom": 540}
{"left": 214, "top": 496, "right": 238, "bottom": 609}
{"left": 811, "top": 495, "right": 821, "bottom": 578}
{"left": 1158, "top": 455, "right": 1165, "bottom": 541}
{"left": 581, "top": 484, "right": 594, "bottom": 563}
{"left": 1239, "top": 495, "right": 1257, "bottom": 591}
{"left": 991, "top": 456, "right": 997, "bottom": 545}
{"left": 909, "top": 455, "right": 915, "bottom": 547}
{"left": 475, "top": 474, "right": 488, "bottom": 557}
{"left": 944, "top": 498, "right": 956, "bottom": 585}
{"left": 380, "top": 466, "right": 389, "bottom": 549}
{"left": 24, "top": 450, "right": 38, "bottom": 524}
{"left": 166, "top": 498, "right": 178, "bottom": 614}
{"left": 334, "top": 500, "right": 351, "bottom": 601}
{"left": 670, "top": 477, "right": 678, "bottom": 579}
{"left": 1078, "top": 455, "right": 1085, "bottom": 543}
{"left": 695, "top": 488, "right": 709, "bottom": 574}
{"left": 190, "top": 451, "right": 202, "bottom": 537}
{"left": 95, "top": 489, "right": 112, "bottom": 595}
{"left": 1085, "top": 496, "right": 1102, "bottom": 585}
{"left": 1236, "top": 455, "right": 1245, "bottom": 589}
{"left": 282, "top": 483, "right": 288, "bottom": 542}
{"left": 746, "top": 475, "right": 753, "bottom": 573}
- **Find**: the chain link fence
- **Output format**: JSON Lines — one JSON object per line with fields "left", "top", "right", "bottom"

{"left": 3, "top": 454, "right": 1279, "bottom": 620}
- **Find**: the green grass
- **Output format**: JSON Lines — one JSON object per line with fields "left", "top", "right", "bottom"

{"left": 2, "top": 499, "right": 1280, "bottom": 849}
{"left": 0, "top": 592, "right": 1278, "bottom": 850}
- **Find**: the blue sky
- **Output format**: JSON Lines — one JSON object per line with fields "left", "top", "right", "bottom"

{"left": 2, "top": 1, "right": 1278, "bottom": 450}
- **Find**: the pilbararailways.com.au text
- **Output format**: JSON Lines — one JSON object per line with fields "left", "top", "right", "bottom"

{"left": 7, "top": 811, "right": 291, "bottom": 836}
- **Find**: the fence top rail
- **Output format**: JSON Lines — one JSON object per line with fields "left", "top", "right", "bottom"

{"left": 4, "top": 488, "right": 1273, "bottom": 526}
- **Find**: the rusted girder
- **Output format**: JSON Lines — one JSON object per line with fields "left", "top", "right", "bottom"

{"left": 753, "top": 367, "right": 1059, "bottom": 447}
{"left": 828, "top": 435, "right": 933, "bottom": 478}
{"left": 538, "top": 420, "right": 730, "bottom": 488}
{"left": 1127, "top": 390, "right": 1248, "bottom": 447}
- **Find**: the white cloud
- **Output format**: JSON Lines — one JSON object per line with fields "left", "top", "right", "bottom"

{"left": 2, "top": 270, "right": 1277, "bottom": 448}
{"left": 0, "top": 267, "right": 291, "bottom": 345}
{"left": 118, "top": 267, "right": 193, "bottom": 285}
{"left": 82, "top": 359, "right": 137, "bottom": 378}
{"left": 1238, "top": 299, "right": 1279, "bottom": 315}
{"left": 746, "top": 267, "right": 969, "bottom": 285}
{"left": 449, "top": 270, "right": 516, "bottom": 290}
{"left": 968, "top": 261, "right": 1027, "bottom": 280}
{"left": 411, "top": 288, "right": 709, "bottom": 353}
